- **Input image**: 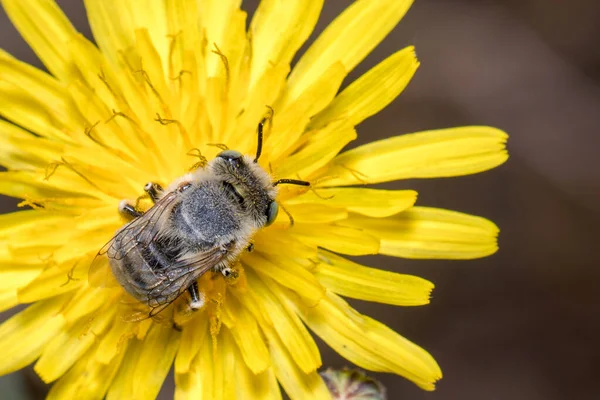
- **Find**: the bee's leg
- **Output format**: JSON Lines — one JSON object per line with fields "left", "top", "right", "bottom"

{"left": 246, "top": 243, "right": 254, "bottom": 252}
{"left": 187, "top": 281, "right": 205, "bottom": 311}
{"left": 118, "top": 200, "right": 142, "bottom": 219}
{"left": 144, "top": 182, "right": 164, "bottom": 203}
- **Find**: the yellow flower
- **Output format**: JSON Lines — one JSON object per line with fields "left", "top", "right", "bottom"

{"left": 0, "top": 0, "right": 508, "bottom": 398}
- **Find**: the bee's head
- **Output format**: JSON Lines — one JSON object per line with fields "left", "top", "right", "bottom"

{"left": 212, "top": 149, "right": 279, "bottom": 227}
{"left": 210, "top": 111, "right": 310, "bottom": 228}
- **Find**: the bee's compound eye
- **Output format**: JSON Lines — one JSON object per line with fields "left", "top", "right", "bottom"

{"left": 217, "top": 150, "right": 242, "bottom": 162}
{"left": 265, "top": 201, "right": 279, "bottom": 226}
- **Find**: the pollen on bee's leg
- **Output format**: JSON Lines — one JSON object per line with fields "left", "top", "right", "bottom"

{"left": 189, "top": 292, "right": 205, "bottom": 311}
{"left": 188, "top": 281, "right": 205, "bottom": 311}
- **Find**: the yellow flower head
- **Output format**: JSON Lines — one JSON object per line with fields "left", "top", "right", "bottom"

{"left": 0, "top": 0, "right": 508, "bottom": 398}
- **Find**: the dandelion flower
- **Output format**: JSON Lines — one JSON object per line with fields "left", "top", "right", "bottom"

{"left": 0, "top": 0, "right": 508, "bottom": 398}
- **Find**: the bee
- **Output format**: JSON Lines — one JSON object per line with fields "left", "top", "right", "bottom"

{"left": 90, "top": 115, "right": 309, "bottom": 319}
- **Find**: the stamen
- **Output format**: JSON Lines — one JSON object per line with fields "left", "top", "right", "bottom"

{"left": 167, "top": 31, "right": 183, "bottom": 81}
{"left": 186, "top": 148, "right": 208, "bottom": 170}
{"left": 211, "top": 43, "right": 230, "bottom": 93}
{"left": 308, "top": 185, "right": 335, "bottom": 200}
{"left": 17, "top": 197, "right": 44, "bottom": 210}
{"left": 133, "top": 194, "right": 150, "bottom": 211}
{"left": 154, "top": 113, "right": 185, "bottom": 129}
{"left": 169, "top": 69, "right": 191, "bottom": 82}
{"left": 154, "top": 113, "right": 193, "bottom": 150}
{"left": 207, "top": 143, "right": 229, "bottom": 151}
{"left": 279, "top": 203, "right": 295, "bottom": 227}
{"left": 83, "top": 121, "right": 101, "bottom": 145}
{"left": 105, "top": 109, "right": 135, "bottom": 125}
{"left": 82, "top": 121, "right": 137, "bottom": 164}
{"left": 338, "top": 163, "right": 369, "bottom": 183}
{"left": 109, "top": 110, "right": 156, "bottom": 147}
{"left": 44, "top": 162, "right": 61, "bottom": 181}
{"left": 97, "top": 69, "right": 121, "bottom": 102}
{"left": 60, "top": 261, "right": 81, "bottom": 287}
{"left": 60, "top": 157, "right": 116, "bottom": 197}
{"left": 135, "top": 69, "right": 172, "bottom": 117}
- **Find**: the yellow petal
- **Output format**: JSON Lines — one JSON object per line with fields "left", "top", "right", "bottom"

{"left": 175, "top": 327, "right": 213, "bottom": 400}
{"left": 230, "top": 326, "right": 281, "bottom": 399}
{"left": 229, "top": 285, "right": 272, "bottom": 330}
{"left": 0, "top": 209, "right": 72, "bottom": 237}
{"left": 266, "top": 329, "right": 331, "bottom": 400}
{"left": 311, "top": 46, "right": 418, "bottom": 128}
{"left": 273, "top": 119, "right": 356, "bottom": 179}
{"left": 222, "top": 61, "right": 289, "bottom": 147}
{"left": 286, "top": 188, "right": 417, "bottom": 218}
{"left": 211, "top": 328, "right": 238, "bottom": 400}
{"left": 284, "top": 0, "right": 413, "bottom": 104}
{"left": 175, "top": 312, "right": 209, "bottom": 374}
{"left": 198, "top": 0, "right": 242, "bottom": 77}
{"left": 107, "top": 324, "right": 180, "bottom": 400}
{"left": 0, "top": 120, "right": 64, "bottom": 170}
{"left": 83, "top": 0, "right": 136, "bottom": 65}
{"left": 129, "top": 1, "right": 169, "bottom": 69}
{"left": 236, "top": 360, "right": 281, "bottom": 400}
{"left": 17, "top": 254, "right": 95, "bottom": 303}
{"left": 246, "top": 271, "right": 321, "bottom": 374}
{"left": 224, "top": 295, "right": 271, "bottom": 374}
{"left": 287, "top": 223, "right": 380, "bottom": 256}
{"left": 0, "top": 270, "right": 40, "bottom": 312}
{"left": 295, "top": 292, "right": 442, "bottom": 391}
{"left": 1, "top": 0, "right": 78, "bottom": 81}
{"left": 315, "top": 250, "right": 433, "bottom": 306}
{"left": 0, "top": 79, "right": 76, "bottom": 143}
{"left": 95, "top": 316, "right": 138, "bottom": 365}
{"left": 253, "top": 231, "right": 317, "bottom": 260}
{"left": 274, "top": 204, "right": 347, "bottom": 224}
{"left": 0, "top": 295, "right": 66, "bottom": 375}
{"left": 249, "top": 0, "right": 323, "bottom": 88}
{"left": 0, "top": 269, "right": 41, "bottom": 292}
{"left": 0, "top": 49, "right": 83, "bottom": 135}
{"left": 61, "top": 285, "right": 112, "bottom": 324}
{"left": 47, "top": 348, "right": 125, "bottom": 400}
{"left": 0, "top": 170, "right": 112, "bottom": 208}
{"left": 340, "top": 206, "right": 499, "bottom": 259}
{"left": 35, "top": 307, "right": 115, "bottom": 383}
{"left": 245, "top": 252, "right": 325, "bottom": 306}
{"left": 265, "top": 62, "right": 347, "bottom": 163}
{"left": 319, "top": 126, "right": 509, "bottom": 186}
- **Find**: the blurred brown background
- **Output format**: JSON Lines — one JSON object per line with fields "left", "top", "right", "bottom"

{"left": 1, "top": 0, "right": 599, "bottom": 399}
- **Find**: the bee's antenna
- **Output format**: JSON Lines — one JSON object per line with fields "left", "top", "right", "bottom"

{"left": 254, "top": 106, "right": 273, "bottom": 163}
{"left": 273, "top": 179, "right": 310, "bottom": 187}
{"left": 254, "top": 120, "right": 264, "bottom": 163}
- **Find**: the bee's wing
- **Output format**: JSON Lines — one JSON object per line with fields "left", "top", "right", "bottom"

{"left": 117, "top": 245, "right": 231, "bottom": 321}
{"left": 88, "top": 191, "right": 180, "bottom": 288}
{"left": 145, "top": 246, "right": 231, "bottom": 317}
